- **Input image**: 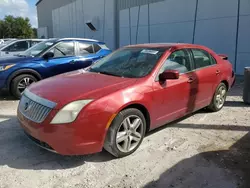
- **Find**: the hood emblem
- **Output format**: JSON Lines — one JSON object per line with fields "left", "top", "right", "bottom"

{"left": 24, "top": 101, "right": 30, "bottom": 111}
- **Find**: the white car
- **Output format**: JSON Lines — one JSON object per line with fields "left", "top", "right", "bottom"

{"left": 0, "top": 39, "right": 45, "bottom": 57}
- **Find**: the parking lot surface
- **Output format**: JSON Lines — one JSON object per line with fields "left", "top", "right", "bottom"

{"left": 0, "top": 79, "right": 250, "bottom": 188}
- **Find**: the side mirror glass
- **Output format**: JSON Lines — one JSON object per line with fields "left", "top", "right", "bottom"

{"left": 43, "top": 52, "right": 54, "bottom": 60}
{"left": 159, "top": 70, "right": 180, "bottom": 82}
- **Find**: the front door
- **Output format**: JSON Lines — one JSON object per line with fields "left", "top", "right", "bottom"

{"left": 151, "top": 49, "right": 194, "bottom": 128}
{"left": 41, "top": 41, "right": 78, "bottom": 77}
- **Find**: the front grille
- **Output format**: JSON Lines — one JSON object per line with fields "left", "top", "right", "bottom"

{"left": 25, "top": 132, "right": 55, "bottom": 152}
{"left": 18, "top": 89, "right": 57, "bottom": 123}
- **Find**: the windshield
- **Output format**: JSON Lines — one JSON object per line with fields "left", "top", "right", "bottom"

{"left": 19, "top": 39, "right": 57, "bottom": 57}
{"left": 89, "top": 47, "right": 167, "bottom": 78}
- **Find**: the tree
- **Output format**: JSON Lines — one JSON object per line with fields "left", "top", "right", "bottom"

{"left": 0, "top": 15, "right": 35, "bottom": 38}
{"left": 32, "top": 28, "right": 37, "bottom": 38}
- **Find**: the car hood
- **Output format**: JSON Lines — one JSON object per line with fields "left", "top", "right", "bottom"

{"left": 0, "top": 56, "right": 38, "bottom": 65}
{"left": 28, "top": 70, "right": 137, "bottom": 109}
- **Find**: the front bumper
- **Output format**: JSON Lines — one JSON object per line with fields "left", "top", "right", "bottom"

{"left": 18, "top": 109, "right": 111, "bottom": 155}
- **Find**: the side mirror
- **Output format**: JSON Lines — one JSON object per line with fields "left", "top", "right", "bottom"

{"left": 43, "top": 52, "right": 54, "bottom": 60}
{"left": 218, "top": 54, "right": 228, "bottom": 60}
{"left": 159, "top": 70, "right": 180, "bottom": 82}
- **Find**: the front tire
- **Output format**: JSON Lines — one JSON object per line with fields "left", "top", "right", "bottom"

{"left": 10, "top": 74, "right": 37, "bottom": 99}
{"left": 104, "top": 108, "right": 146, "bottom": 158}
{"left": 207, "top": 83, "right": 227, "bottom": 112}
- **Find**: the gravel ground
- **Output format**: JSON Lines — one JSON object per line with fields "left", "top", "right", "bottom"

{"left": 0, "top": 78, "right": 250, "bottom": 188}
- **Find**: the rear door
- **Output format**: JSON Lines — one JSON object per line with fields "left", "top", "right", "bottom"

{"left": 189, "top": 48, "right": 221, "bottom": 110}
{"left": 72, "top": 41, "right": 98, "bottom": 70}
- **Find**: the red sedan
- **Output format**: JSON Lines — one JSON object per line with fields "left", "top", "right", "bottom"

{"left": 18, "top": 43, "right": 235, "bottom": 158}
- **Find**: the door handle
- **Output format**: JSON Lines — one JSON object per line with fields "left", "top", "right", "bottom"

{"left": 187, "top": 77, "right": 194, "bottom": 83}
{"left": 69, "top": 60, "right": 75, "bottom": 64}
{"left": 216, "top": 70, "right": 221, "bottom": 75}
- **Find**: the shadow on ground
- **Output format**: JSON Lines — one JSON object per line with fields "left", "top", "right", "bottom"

{"left": 224, "top": 101, "right": 249, "bottom": 108}
{"left": 0, "top": 90, "right": 16, "bottom": 101}
{"left": 144, "top": 125, "right": 250, "bottom": 188}
{"left": 0, "top": 116, "right": 114, "bottom": 170}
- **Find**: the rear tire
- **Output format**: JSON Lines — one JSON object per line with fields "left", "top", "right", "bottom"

{"left": 104, "top": 108, "right": 146, "bottom": 158}
{"left": 207, "top": 83, "right": 227, "bottom": 112}
{"left": 10, "top": 74, "right": 37, "bottom": 99}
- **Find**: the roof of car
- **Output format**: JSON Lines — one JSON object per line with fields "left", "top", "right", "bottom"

{"left": 12, "top": 39, "right": 45, "bottom": 41}
{"left": 126, "top": 43, "right": 205, "bottom": 49}
{"left": 56, "top": 38, "right": 101, "bottom": 42}
{"left": 48, "top": 38, "right": 104, "bottom": 44}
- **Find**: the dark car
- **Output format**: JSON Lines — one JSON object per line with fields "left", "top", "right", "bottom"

{"left": 0, "top": 38, "right": 112, "bottom": 98}
{"left": 18, "top": 43, "right": 235, "bottom": 157}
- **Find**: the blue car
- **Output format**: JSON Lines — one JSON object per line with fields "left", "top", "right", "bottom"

{"left": 0, "top": 38, "right": 112, "bottom": 98}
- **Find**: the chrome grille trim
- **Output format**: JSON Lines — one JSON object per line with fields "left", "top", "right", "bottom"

{"left": 24, "top": 89, "right": 57, "bottom": 109}
{"left": 18, "top": 89, "right": 57, "bottom": 123}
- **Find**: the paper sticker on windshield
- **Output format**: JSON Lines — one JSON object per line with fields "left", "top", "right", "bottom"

{"left": 141, "top": 49, "right": 159, "bottom": 55}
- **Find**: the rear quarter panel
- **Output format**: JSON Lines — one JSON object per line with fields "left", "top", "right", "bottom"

{"left": 214, "top": 55, "right": 234, "bottom": 91}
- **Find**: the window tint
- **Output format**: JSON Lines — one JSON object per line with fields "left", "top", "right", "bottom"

{"left": 50, "top": 42, "right": 74, "bottom": 58}
{"left": 93, "top": 44, "right": 101, "bottom": 53}
{"left": 192, "top": 49, "right": 213, "bottom": 69}
{"left": 78, "top": 42, "right": 94, "bottom": 55}
{"left": 3, "top": 41, "right": 28, "bottom": 52}
{"left": 159, "top": 49, "right": 192, "bottom": 75}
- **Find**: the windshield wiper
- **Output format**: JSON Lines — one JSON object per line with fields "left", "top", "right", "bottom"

{"left": 97, "top": 71, "right": 120, "bottom": 77}
{"left": 90, "top": 69, "right": 120, "bottom": 77}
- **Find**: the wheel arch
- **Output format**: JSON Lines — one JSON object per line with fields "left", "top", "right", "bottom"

{"left": 119, "top": 103, "right": 151, "bottom": 133}
{"left": 221, "top": 80, "right": 229, "bottom": 90}
{"left": 7, "top": 69, "right": 42, "bottom": 90}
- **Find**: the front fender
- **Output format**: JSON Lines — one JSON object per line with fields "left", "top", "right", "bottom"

{"left": 7, "top": 68, "right": 42, "bottom": 89}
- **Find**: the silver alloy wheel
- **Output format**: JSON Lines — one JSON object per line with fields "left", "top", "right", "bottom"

{"left": 215, "top": 85, "right": 227, "bottom": 109}
{"left": 17, "top": 77, "right": 35, "bottom": 94}
{"left": 116, "top": 115, "right": 144, "bottom": 153}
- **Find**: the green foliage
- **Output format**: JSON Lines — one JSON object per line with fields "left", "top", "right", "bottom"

{"left": 32, "top": 28, "right": 38, "bottom": 38}
{"left": 0, "top": 15, "right": 35, "bottom": 39}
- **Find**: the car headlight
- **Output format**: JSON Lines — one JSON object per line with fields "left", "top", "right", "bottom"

{"left": 0, "top": 64, "right": 16, "bottom": 71}
{"left": 50, "top": 100, "right": 93, "bottom": 124}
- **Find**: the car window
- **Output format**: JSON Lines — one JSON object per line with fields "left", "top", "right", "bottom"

{"left": 210, "top": 55, "right": 217, "bottom": 65}
{"left": 192, "top": 49, "right": 214, "bottom": 69}
{"left": 49, "top": 41, "right": 74, "bottom": 58}
{"left": 78, "top": 42, "right": 94, "bottom": 55}
{"left": 30, "top": 41, "right": 41, "bottom": 47}
{"left": 158, "top": 49, "right": 192, "bottom": 76}
{"left": 93, "top": 44, "right": 101, "bottom": 53}
{"left": 3, "top": 41, "right": 29, "bottom": 52}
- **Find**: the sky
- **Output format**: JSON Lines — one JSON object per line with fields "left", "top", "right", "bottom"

{"left": 0, "top": 0, "right": 38, "bottom": 27}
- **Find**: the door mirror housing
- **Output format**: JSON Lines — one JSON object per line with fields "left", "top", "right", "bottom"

{"left": 218, "top": 54, "right": 228, "bottom": 60}
{"left": 159, "top": 70, "right": 180, "bottom": 82}
{"left": 43, "top": 52, "right": 54, "bottom": 60}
